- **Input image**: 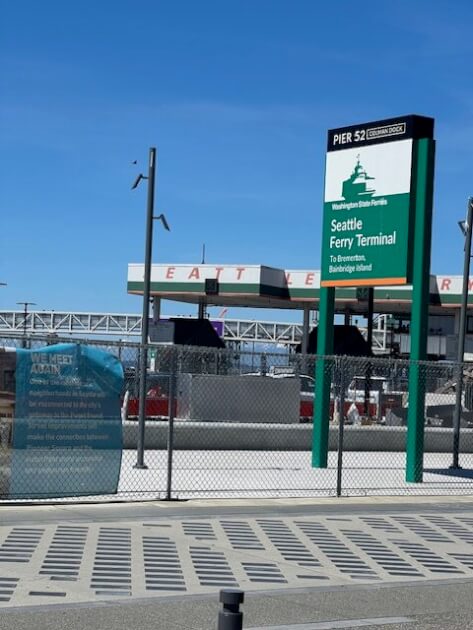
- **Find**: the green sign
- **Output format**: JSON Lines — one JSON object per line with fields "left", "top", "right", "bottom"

{"left": 320, "top": 117, "right": 432, "bottom": 288}
{"left": 313, "top": 115, "right": 435, "bottom": 477}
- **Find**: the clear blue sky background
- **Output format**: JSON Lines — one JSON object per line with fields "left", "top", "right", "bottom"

{"left": 1, "top": 0, "right": 472, "bottom": 323}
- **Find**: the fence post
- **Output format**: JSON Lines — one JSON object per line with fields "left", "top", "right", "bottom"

{"left": 218, "top": 589, "right": 244, "bottom": 630}
{"left": 336, "top": 357, "right": 346, "bottom": 497}
{"left": 165, "top": 348, "right": 177, "bottom": 500}
{"left": 451, "top": 361, "right": 464, "bottom": 469}
{"left": 134, "top": 349, "right": 140, "bottom": 396}
{"left": 260, "top": 353, "right": 267, "bottom": 376}
{"left": 364, "top": 360, "right": 372, "bottom": 419}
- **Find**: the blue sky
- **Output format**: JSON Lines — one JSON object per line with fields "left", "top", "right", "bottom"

{"left": 1, "top": 0, "right": 472, "bottom": 323}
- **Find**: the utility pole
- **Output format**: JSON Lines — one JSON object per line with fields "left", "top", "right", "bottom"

{"left": 364, "top": 287, "right": 374, "bottom": 417}
{"left": 198, "top": 243, "right": 207, "bottom": 319}
{"left": 132, "top": 148, "right": 170, "bottom": 469}
{"left": 451, "top": 197, "right": 473, "bottom": 469}
{"left": 16, "top": 301, "right": 36, "bottom": 348}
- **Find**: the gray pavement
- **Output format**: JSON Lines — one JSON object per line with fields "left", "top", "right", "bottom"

{"left": 1, "top": 497, "right": 473, "bottom": 628}
{"left": 1, "top": 579, "right": 473, "bottom": 629}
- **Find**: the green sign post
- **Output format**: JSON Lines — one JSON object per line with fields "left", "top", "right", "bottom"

{"left": 313, "top": 115, "right": 435, "bottom": 482}
{"left": 405, "top": 138, "right": 435, "bottom": 482}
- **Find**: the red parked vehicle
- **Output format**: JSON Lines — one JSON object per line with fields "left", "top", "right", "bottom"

{"left": 123, "top": 373, "right": 174, "bottom": 419}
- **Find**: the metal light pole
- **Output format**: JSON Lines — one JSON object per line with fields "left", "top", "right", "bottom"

{"left": 451, "top": 197, "right": 473, "bottom": 469}
{"left": 16, "top": 301, "right": 36, "bottom": 348}
{"left": 132, "top": 148, "right": 170, "bottom": 469}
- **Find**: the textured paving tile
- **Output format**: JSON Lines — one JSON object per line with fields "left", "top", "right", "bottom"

{"left": 0, "top": 512, "right": 472, "bottom": 608}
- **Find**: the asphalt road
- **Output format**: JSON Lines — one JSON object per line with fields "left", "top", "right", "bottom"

{"left": 1, "top": 578, "right": 473, "bottom": 629}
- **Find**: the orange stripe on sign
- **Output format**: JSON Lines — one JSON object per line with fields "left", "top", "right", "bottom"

{"left": 321, "top": 277, "right": 407, "bottom": 287}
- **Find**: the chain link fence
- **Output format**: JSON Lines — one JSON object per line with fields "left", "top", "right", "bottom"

{"left": 332, "top": 355, "right": 473, "bottom": 496}
{"left": 1, "top": 334, "right": 473, "bottom": 503}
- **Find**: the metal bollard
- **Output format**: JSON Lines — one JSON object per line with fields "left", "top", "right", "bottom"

{"left": 218, "top": 589, "right": 244, "bottom": 630}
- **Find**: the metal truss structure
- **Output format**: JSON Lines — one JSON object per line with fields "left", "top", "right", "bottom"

{"left": 0, "top": 310, "right": 388, "bottom": 350}
{"left": 223, "top": 319, "right": 304, "bottom": 347}
{"left": 0, "top": 310, "right": 305, "bottom": 347}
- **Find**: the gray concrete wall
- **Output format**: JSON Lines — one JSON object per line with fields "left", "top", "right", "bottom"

{"left": 176, "top": 374, "right": 300, "bottom": 423}
{"left": 123, "top": 421, "right": 473, "bottom": 453}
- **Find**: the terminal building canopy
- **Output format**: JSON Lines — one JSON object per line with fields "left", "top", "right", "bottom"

{"left": 127, "top": 264, "right": 473, "bottom": 316}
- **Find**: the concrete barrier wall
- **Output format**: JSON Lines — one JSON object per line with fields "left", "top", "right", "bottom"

{"left": 123, "top": 421, "right": 473, "bottom": 453}
{"left": 176, "top": 374, "right": 300, "bottom": 423}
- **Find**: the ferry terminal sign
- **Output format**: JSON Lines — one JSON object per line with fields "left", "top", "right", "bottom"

{"left": 320, "top": 115, "right": 434, "bottom": 287}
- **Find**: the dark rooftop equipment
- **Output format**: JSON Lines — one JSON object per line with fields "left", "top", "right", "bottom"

{"left": 148, "top": 317, "right": 225, "bottom": 348}
{"left": 296, "top": 325, "right": 371, "bottom": 357}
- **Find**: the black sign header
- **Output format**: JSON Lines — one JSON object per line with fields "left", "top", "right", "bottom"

{"left": 327, "top": 115, "right": 434, "bottom": 152}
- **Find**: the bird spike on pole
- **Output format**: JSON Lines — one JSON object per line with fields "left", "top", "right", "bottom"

{"left": 155, "top": 213, "right": 170, "bottom": 231}
{"left": 131, "top": 173, "right": 147, "bottom": 190}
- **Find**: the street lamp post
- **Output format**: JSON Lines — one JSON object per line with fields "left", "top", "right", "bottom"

{"left": 451, "top": 197, "right": 473, "bottom": 469}
{"left": 132, "top": 148, "right": 170, "bottom": 469}
{"left": 16, "top": 301, "right": 36, "bottom": 348}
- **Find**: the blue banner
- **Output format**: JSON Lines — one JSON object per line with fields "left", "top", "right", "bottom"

{"left": 3, "top": 344, "right": 123, "bottom": 499}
